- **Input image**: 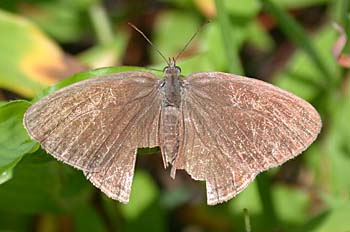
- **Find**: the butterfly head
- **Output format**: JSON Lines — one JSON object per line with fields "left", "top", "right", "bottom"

{"left": 163, "top": 57, "right": 181, "bottom": 77}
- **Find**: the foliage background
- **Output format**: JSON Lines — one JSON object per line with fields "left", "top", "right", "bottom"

{"left": 0, "top": 0, "right": 349, "bottom": 231}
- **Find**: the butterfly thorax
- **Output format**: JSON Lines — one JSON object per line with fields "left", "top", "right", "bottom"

{"left": 162, "top": 62, "right": 183, "bottom": 108}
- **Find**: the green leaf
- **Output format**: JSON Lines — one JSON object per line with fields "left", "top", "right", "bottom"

{"left": 0, "top": 100, "right": 37, "bottom": 170}
{"left": 22, "top": 1, "right": 95, "bottom": 43}
{"left": 0, "top": 156, "right": 22, "bottom": 185}
{"left": 0, "top": 167, "right": 12, "bottom": 185}
{"left": 72, "top": 204, "right": 107, "bottom": 232}
{"left": 120, "top": 170, "right": 159, "bottom": 220}
{"left": 120, "top": 170, "right": 166, "bottom": 232}
{"left": 0, "top": 10, "right": 77, "bottom": 97}
{"left": 0, "top": 152, "right": 91, "bottom": 214}
{"left": 0, "top": 209, "right": 32, "bottom": 231}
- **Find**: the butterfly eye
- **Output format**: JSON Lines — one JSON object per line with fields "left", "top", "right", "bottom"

{"left": 175, "top": 66, "right": 181, "bottom": 73}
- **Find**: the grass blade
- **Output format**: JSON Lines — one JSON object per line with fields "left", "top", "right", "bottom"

{"left": 214, "top": 0, "right": 243, "bottom": 75}
{"left": 260, "top": 0, "right": 332, "bottom": 82}
{"left": 89, "top": 3, "right": 114, "bottom": 45}
{"left": 339, "top": 0, "right": 350, "bottom": 54}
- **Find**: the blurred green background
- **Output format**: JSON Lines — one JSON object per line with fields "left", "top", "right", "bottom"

{"left": 0, "top": 0, "right": 349, "bottom": 231}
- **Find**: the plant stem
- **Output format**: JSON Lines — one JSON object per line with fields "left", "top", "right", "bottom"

{"left": 89, "top": 3, "right": 114, "bottom": 45}
{"left": 256, "top": 172, "right": 278, "bottom": 226}
{"left": 243, "top": 208, "right": 252, "bottom": 232}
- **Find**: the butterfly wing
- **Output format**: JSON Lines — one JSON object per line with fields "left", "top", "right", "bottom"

{"left": 84, "top": 88, "right": 163, "bottom": 203}
{"left": 24, "top": 71, "right": 162, "bottom": 203}
{"left": 174, "top": 72, "right": 321, "bottom": 205}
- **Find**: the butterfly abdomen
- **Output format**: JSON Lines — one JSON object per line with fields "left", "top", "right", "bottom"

{"left": 160, "top": 105, "right": 181, "bottom": 168}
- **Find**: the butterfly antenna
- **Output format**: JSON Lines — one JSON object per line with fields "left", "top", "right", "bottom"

{"left": 174, "top": 21, "right": 210, "bottom": 61}
{"left": 128, "top": 22, "right": 169, "bottom": 65}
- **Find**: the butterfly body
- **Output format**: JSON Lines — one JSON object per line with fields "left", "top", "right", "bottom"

{"left": 159, "top": 60, "right": 185, "bottom": 170}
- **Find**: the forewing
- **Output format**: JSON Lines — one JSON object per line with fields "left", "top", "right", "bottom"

{"left": 174, "top": 72, "right": 321, "bottom": 205}
{"left": 84, "top": 90, "right": 162, "bottom": 203}
{"left": 24, "top": 71, "right": 161, "bottom": 172}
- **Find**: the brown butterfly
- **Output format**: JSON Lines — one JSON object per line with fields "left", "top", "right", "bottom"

{"left": 23, "top": 25, "right": 322, "bottom": 205}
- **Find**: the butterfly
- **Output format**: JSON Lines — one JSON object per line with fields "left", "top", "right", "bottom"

{"left": 23, "top": 24, "right": 322, "bottom": 205}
